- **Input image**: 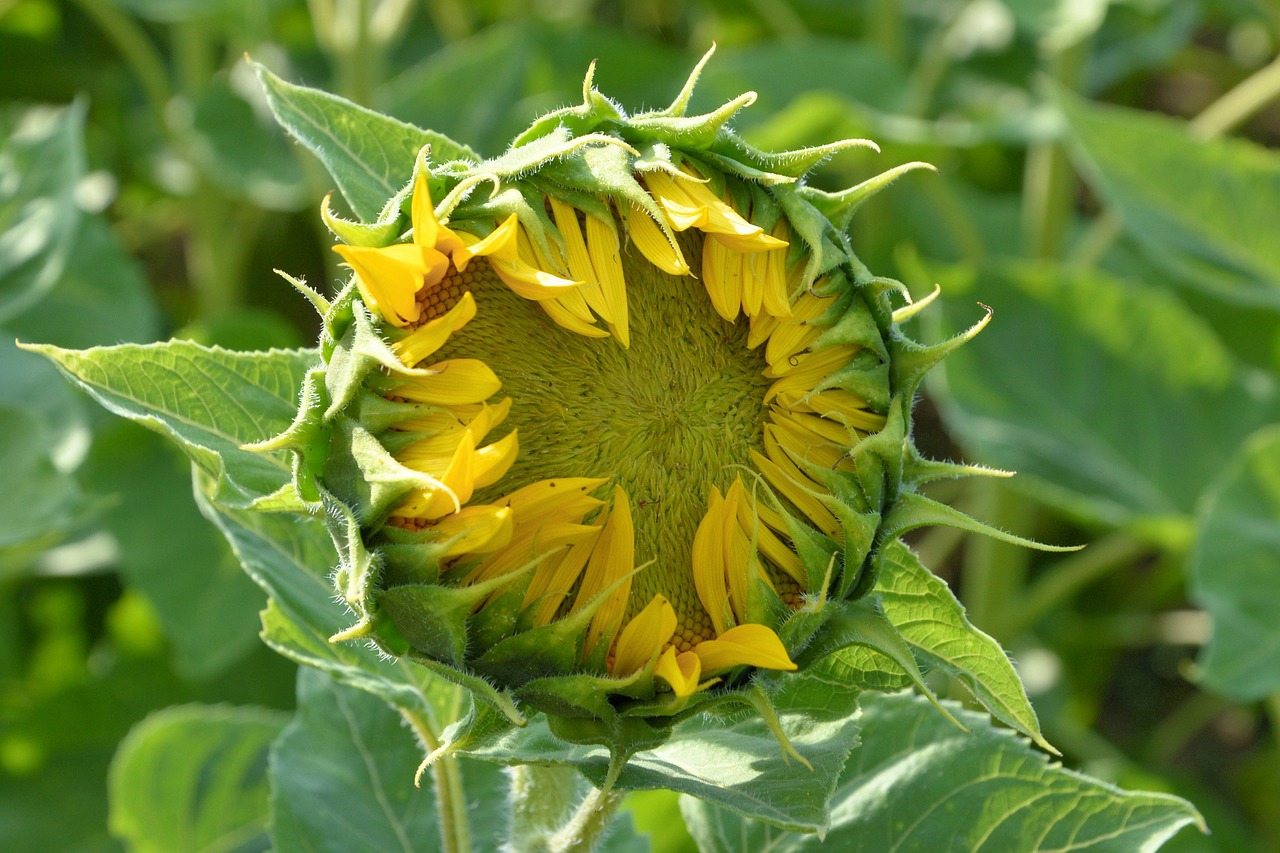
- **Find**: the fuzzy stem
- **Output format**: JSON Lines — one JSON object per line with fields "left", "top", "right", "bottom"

{"left": 400, "top": 707, "right": 470, "bottom": 853}
{"left": 545, "top": 779, "right": 626, "bottom": 853}
{"left": 508, "top": 764, "right": 581, "bottom": 839}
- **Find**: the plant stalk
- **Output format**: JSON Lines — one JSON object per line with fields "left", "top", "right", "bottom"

{"left": 400, "top": 707, "right": 470, "bottom": 853}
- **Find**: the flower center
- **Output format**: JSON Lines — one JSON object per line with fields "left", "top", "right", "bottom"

{"left": 436, "top": 237, "right": 773, "bottom": 644}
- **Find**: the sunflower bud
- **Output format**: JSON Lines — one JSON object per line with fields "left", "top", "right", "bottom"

{"left": 257, "top": 49, "right": 1026, "bottom": 762}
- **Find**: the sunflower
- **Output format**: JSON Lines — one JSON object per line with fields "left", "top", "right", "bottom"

{"left": 258, "top": 51, "right": 1004, "bottom": 745}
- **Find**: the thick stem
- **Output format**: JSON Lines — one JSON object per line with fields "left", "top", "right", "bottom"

{"left": 400, "top": 708, "right": 470, "bottom": 853}
{"left": 508, "top": 764, "right": 580, "bottom": 839}
{"left": 545, "top": 784, "right": 626, "bottom": 853}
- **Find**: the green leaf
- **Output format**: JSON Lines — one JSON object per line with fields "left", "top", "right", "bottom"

{"left": 681, "top": 692, "right": 1205, "bottom": 853}
{"left": 934, "top": 261, "right": 1279, "bottom": 530}
{"left": 462, "top": 669, "right": 860, "bottom": 833}
{"left": 192, "top": 480, "right": 439, "bottom": 718}
{"left": 81, "top": 424, "right": 263, "bottom": 678}
{"left": 29, "top": 341, "right": 314, "bottom": 507}
{"left": 187, "top": 79, "right": 307, "bottom": 212}
{"left": 1189, "top": 426, "right": 1280, "bottom": 702}
{"left": 256, "top": 66, "right": 478, "bottom": 222}
{"left": 1057, "top": 87, "right": 1280, "bottom": 308}
{"left": 270, "top": 668, "right": 507, "bottom": 853}
{"left": 108, "top": 704, "right": 287, "bottom": 853}
{"left": 0, "top": 103, "right": 84, "bottom": 322}
{"left": 7, "top": 214, "right": 161, "bottom": 348}
{"left": 877, "top": 542, "right": 1050, "bottom": 752}
{"left": 0, "top": 407, "right": 81, "bottom": 566}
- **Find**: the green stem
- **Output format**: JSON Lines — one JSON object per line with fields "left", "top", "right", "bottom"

{"left": 67, "top": 0, "right": 172, "bottom": 125}
{"left": 1142, "top": 690, "right": 1228, "bottom": 765}
{"left": 546, "top": 772, "right": 626, "bottom": 853}
{"left": 1022, "top": 42, "right": 1086, "bottom": 260}
{"left": 400, "top": 708, "right": 470, "bottom": 853}
{"left": 1006, "top": 533, "right": 1148, "bottom": 637}
{"left": 1190, "top": 52, "right": 1280, "bottom": 140}
{"left": 508, "top": 764, "right": 580, "bottom": 839}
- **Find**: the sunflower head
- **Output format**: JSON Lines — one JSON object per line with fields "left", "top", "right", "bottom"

{"left": 257, "top": 49, "right": 1000, "bottom": 758}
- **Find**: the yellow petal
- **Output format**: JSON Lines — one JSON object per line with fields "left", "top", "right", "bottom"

{"left": 776, "top": 390, "right": 887, "bottom": 432}
{"left": 496, "top": 478, "right": 608, "bottom": 526}
{"left": 524, "top": 535, "right": 597, "bottom": 626}
{"left": 491, "top": 255, "right": 584, "bottom": 301}
{"left": 750, "top": 447, "right": 840, "bottom": 539}
{"left": 334, "top": 243, "right": 449, "bottom": 327}
{"left": 691, "top": 488, "right": 732, "bottom": 636}
{"left": 625, "top": 204, "right": 690, "bottom": 276}
{"left": 611, "top": 595, "right": 677, "bottom": 676}
{"left": 550, "top": 197, "right": 612, "bottom": 325}
{"left": 764, "top": 346, "right": 858, "bottom": 401}
{"left": 540, "top": 297, "right": 610, "bottom": 338}
{"left": 761, "top": 225, "right": 792, "bottom": 318}
{"left": 453, "top": 214, "right": 519, "bottom": 270}
{"left": 584, "top": 210, "right": 630, "bottom": 347}
{"left": 654, "top": 647, "right": 702, "bottom": 697}
{"left": 764, "top": 291, "right": 834, "bottom": 366}
{"left": 578, "top": 487, "right": 635, "bottom": 656}
{"left": 473, "top": 430, "right": 519, "bottom": 489}
{"left": 393, "top": 358, "right": 502, "bottom": 406}
{"left": 396, "top": 430, "right": 475, "bottom": 520}
{"left": 432, "top": 505, "right": 514, "bottom": 557}
{"left": 695, "top": 623, "right": 796, "bottom": 673}
{"left": 701, "top": 237, "right": 742, "bottom": 321}
{"left": 465, "top": 522, "right": 602, "bottom": 586}
{"left": 392, "top": 291, "right": 477, "bottom": 367}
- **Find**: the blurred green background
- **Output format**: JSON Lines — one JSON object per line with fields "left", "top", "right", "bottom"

{"left": 3, "top": 1, "right": 1280, "bottom": 850}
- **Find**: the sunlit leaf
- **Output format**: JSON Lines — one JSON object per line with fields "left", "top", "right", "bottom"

{"left": 681, "top": 692, "right": 1205, "bottom": 852}
{"left": 462, "top": 669, "right": 860, "bottom": 833}
{"left": 256, "top": 66, "right": 478, "bottom": 221}
{"left": 29, "top": 341, "right": 314, "bottom": 507}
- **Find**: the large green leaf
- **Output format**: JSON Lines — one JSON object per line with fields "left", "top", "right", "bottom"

{"left": 29, "top": 341, "right": 314, "bottom": 507}
{"left": 933, "top": 261, "right": 1278, "bottom": 531}
{"left": 1189, "top": 426, "right": 1280, "bottom": 702}
{"left": 463, "top": 669, "right": 861, "bottom": 833}
{"left": 192, "top": 480, "right": 438, "bottom": 717}
{"left": 0, "top": 103, "right": 84, "bottom": 322}
{"left": 269, "top": 668, "right": 507, "bottom": 853}
{"left": 256, "top": 67, "right": 478, "bottom": 222}
{"left": 681, "top": 692, "right": 1205, "bottom": 852}
{"left": 877, "top": 542, "right": 1048, "bottom": 750}
{"left": 1057, "top": 87, "right": 1280, "bottom": 308}
{"left": 108, "top": 704, "right": 287, "bottom": 853}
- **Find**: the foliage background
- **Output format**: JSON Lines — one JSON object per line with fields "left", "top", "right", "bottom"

{"left": 2, "top": 0, "right": 1278, "bottom": 850}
